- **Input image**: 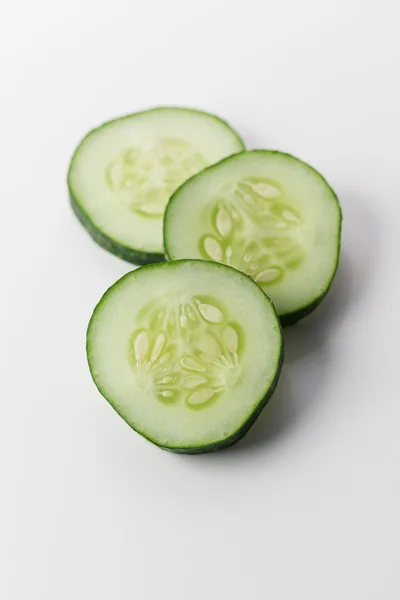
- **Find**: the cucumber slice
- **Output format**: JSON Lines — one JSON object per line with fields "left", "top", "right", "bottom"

{"left": 164, "top": 151, "right": 342, "bottom": 325}
{"left": 68, "top": 107, "right": 244, "bottom": 264}
{"left": 87, "top": 260, "right": 283, "bottom": 453}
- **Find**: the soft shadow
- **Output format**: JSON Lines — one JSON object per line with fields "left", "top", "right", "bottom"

{"left": 233, "top": 311, "right": 331, "bottom": 452}
{"left": 168, "top": 194, "right": 379, "bottom": 461}
{"left": 232, "top": 193, "right": 380, "bottom": 453}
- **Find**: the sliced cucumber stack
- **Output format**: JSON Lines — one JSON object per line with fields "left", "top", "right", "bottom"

{"left": 68, "top": 107, "right": 244, "bottom": 264}
{"left": 164, "top": 151, "right": 342, "bottom": 325}
{"left": 87, "top": 260, "right": 283, "bottom": 453}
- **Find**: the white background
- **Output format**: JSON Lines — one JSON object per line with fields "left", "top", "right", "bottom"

{"left": 1, "top": 1, "right": 399, "bottom": 598}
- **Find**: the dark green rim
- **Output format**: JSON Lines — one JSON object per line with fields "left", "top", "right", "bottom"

{"left": 87, "top": 259, "right": 284, "bottom": 453}
{"left": 68, "top": 107, "right": 245, "bottom": 266}
{"left": 164, "top": 149, "right": 342, "bottom": 326}
{"left": 70, "top": 194, "right": 164, "bottom": 265}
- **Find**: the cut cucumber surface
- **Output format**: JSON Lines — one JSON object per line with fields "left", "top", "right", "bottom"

{"left": 87, "top": 260, "right": 283, "bottom": 453}
{"left": 164, "top": 151, "right": 342, "bottom": 325}
{"left": 68, "top": 107, "right": 244, "bottom": 264}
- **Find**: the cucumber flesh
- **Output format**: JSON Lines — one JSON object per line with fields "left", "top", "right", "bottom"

{"left": 164, "top": 151, "right": 342, "bottom": 324}
{"left": 87, "top": 260, "right": 283, "bottom": 453}
{"left": 68, "top": 108, "right": 244, "bottom": 264}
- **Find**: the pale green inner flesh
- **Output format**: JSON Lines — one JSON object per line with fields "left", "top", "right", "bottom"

{"left": 200, "top": 178, "right": 305, "bottom": 285}
{"left": 164, "top": 153, "right": 341, "bottom": 316}
{"left": 106, "top": 139, "right": 207, "bottom": 219}
{"left": 68, "top": 109, "right": 244, "bottom": 254}
{"left": 128, "top": 294, "right": 243, "bottom": 410}
{"left": 88, "top": 261, "right": 281, "bottom": 447}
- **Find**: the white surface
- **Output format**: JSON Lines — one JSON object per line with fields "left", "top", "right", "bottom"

{"left": 0, "top": 1, "right": 399, "bottom": 598}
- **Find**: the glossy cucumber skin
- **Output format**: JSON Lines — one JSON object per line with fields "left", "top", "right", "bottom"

{"left": 86, "top": 261, "right": 283, "bottom": 453}
{"left": 68, "top": 107, "right": 245, "bottom": 266}
{"left": 70, "top": 193, "right": 164, "bottom": 265}
{"left": 279, "top": 256, "right": 341, "bottom": 327}
{"left": 164, "top": 149, "right": 343, "bottom": 326}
